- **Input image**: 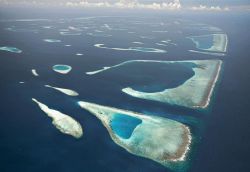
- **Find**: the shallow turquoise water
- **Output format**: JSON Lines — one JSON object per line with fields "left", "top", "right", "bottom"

{"left": 0, "top": 46, "right": 22, "bottom": 53}
{"left": 53, "top": 65, "right": 71, "bottom": 71}
{"left": 110, "top": 113, "right": 142, "bottom": 139}
{"left": 189, "top": 35, "right": 213, "bottom": 50}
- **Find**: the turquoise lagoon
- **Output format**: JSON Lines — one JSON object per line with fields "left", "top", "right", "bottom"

{"left": 110, "top": 113, "right": 142, "bottom": 139}
{"left": 53, "top": 64, "right": 72, "bottom": 74}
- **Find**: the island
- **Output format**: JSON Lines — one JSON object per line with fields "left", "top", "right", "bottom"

{"left": 45, "top": 84, "right": 79, "bottom": 96}
{"left": 187, "top": 33, "right": 228, "bottom": 55}
{"left": 32, "top": 98, "right": 83, "bottom": 138}
{"left": 52, "top": 64, "right": 72, "bottom": 74}
{"left": 78, "top": 101, "right": 191, "bottom": 170}
{"left": 0, "top": 46, "right": 22, "bottom": 53}
{"left": 86, "top": 59, "right": 222, "bottom": 109}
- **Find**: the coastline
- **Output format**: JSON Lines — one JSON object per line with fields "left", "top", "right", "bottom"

{"left": 196, "top": 60, "right": 222, "bottom": 109}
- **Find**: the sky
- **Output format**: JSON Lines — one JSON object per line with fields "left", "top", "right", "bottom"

{"left": 0, "top": 0, "right": 249, "bottom": 11}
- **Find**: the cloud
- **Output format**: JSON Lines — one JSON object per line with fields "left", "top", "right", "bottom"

{"left": 190, "top": 5, "right": 230, "bottom": 11}
{"left": 0, "top": 0, "right": 181, "bottom": 10}
{"left": 0, "top": 0, "right": 237, "bottom": 12}
{"left": 65, "top": 0, "right": 181, "bottom": 10}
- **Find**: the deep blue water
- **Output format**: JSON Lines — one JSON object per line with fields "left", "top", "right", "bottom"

{"left": 94, "top": 62, "right": 195, "bottom": 93}
{"left": 110, "top": 113, "right": 142, "bottom": 139}
{"left": 0, "top": 7, "right": 249, "bottom": 172}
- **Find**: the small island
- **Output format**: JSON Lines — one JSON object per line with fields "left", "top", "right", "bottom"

{"left": 32, "top": 98, "right": 83, "bottom": 138}
{"left": 78, "top": 101, "right": 191, "bottom": 170}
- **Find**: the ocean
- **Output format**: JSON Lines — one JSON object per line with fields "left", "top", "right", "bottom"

{"left": 0, "top": 7, "right": 249, "bottom": 172}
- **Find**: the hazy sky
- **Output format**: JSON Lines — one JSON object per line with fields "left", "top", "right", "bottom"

{"left": 141, "top": 0, "right": 250, "bottom": 5}
{"left": 0, "top": 0, "right": 249, "bottom": 10}
{"left": 2, "top": 0, "right": 248, "bottom": 5}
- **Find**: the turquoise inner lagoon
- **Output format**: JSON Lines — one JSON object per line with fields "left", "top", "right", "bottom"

{"left": 110, "top": 113, "right": 142, "bottom": 139}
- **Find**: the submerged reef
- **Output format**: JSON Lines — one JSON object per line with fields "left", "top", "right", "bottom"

{"left": 52, "top": 64, "right": 72, "bottom": 74}
{"left": 76, "top": 53, "right": 83, "bottom": 56}
{"left": 45, "top": 85, "right": 79, "bottom": 96}
{"left": 78, "top": 101, "right": 191, "bottom": 170}
{"left": 94, "top": 44, "right": 166, "bottom": 53}
{"left": 31, "top": 69, "right": 39, "bottom": 76}
{"left": 122, "top": 60, "right": 222, "bottom": 109}
{"left": 0, "top": 46, "right": 22, "bottom": 53}
{"left": 132, "top": 41, "right": 144, "bottom": 45}
{"left": 43, "top": 39, "right": 61, "bottom": 43}
{"left": 60, "top": 32, "right": 81, "bottom": 36}
{"left": 87, "top": 33, "right": 112, "bottom": 37}
{"left": 32, "top": 98, "right": 83, "bottom": 138}
{"left": 86, "top": 60, "right": 222, "bottom": 109}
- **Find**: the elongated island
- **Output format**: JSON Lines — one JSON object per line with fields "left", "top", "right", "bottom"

{"left": 32, "top": 98, "right": 83, "bottom": 138}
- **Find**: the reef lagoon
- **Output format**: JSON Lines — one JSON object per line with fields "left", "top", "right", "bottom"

{"left": 86, "top": 59, "right": 222, "bottom": 109}
{"left": 78, "top": 101, "right": 191, "bottom": 171}
{"left": 110, "top": 113, "right": 142, "bottom": 139}
{"left": 187, "top": 34, "right": 228, "bottom": 56}
{"left": 52, "top": 64, "right": 72, "bottom": 74}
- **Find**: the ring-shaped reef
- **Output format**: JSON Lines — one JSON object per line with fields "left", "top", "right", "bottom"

{"left": 86, "top": 59, "right": 222, "bottom": 109}
{"left": 78, "top": 101, "right": 191, "bottom": 171}
{"left": 187, "top": 33, "right": 228, "bottom": 56}
{"left": 53, "top": 64, "right": 72, "bottom": 74}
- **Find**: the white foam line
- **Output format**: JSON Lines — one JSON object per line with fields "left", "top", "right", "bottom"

{"left": 86, "top": 60, "right": 175, "bottom": 75}
{"left": 189, "top": 50, "right": 225, "bottom": 56}
{"left": 173, "top": 126, "right": 192, "bottom": 162}
{"left": 194, "top": 60, "right": 222, "bottom": 109}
